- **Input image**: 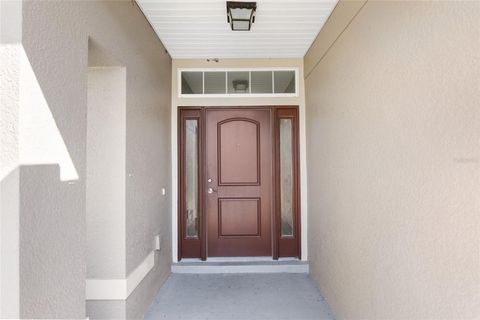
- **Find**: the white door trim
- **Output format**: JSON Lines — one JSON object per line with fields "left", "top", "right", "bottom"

{"left": 171, "top": 61, "right": 308, "bottom": 263}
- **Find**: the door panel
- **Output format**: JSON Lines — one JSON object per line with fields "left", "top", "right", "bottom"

{"left": 219, "top": 198, "right": 260, "bottom": 236}
{"left": 206, "top": 109, "right": 272, "bottom": 257}
{"left": 218, "top": 119, "right": 260, "bottom": 185}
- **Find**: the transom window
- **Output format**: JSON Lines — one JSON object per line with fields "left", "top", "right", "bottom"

{"left": 179, "top": 68, "right": 298, "bottom": 97}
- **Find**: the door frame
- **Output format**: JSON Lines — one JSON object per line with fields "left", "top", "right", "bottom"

{"left": 178, "top": 106, "right": 301, "bottom": 261}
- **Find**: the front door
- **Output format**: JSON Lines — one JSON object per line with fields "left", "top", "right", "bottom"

{"left": 178, "top": 106, "right": 300, "bottom": 260}
{"left": 206, "top": 109, "right": 272, "bottom": 256}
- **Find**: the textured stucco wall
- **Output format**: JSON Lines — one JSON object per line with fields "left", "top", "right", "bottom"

{"left": 87, "top": 67, "right": 126, "bottom": 279}
{"left": 1, "top": 0, "right": 22, "bottom": 317}
{"left": 3, "top": 0, "right": 172, "bottom": 318}
{"left": 19, "top": 165, "right": 85, "bottom": 318}
{"left": 305, "top": 1, "right": 480, "bottom": 319}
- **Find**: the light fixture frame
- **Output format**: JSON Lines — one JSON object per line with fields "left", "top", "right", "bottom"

{"left": 226, "top": 1, "right": 257, "bottom": 31}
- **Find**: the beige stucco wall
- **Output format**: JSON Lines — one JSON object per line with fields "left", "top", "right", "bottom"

{"left": 0, "top": 0, "right": 22, "bottom": 317}
{"left": 170, "top": 58, "right": 309, "bottom": 261}
{"left": 1, "top": 1, "right": 172, "bottom": 318}
{"left": 86, "top": 67, "right": 127, "bottom": 279}
{"left": 305, "top": 1, "right": 480, "bottom": 319}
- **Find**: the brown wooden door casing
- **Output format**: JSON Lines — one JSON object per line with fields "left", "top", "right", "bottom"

{"left": 178, "top": 106, "right": 300, "bottom": 260}
{"left": 206, "top": 109, "right": 272, "bottom": 256}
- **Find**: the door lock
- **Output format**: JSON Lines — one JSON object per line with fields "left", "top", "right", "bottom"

{"left": 207, "top": 187, "right": 216, "bottom": 194}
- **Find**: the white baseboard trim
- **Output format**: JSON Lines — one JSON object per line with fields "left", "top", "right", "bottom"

{"left": 86, "top": 251, "right": 155, "bottom": 300}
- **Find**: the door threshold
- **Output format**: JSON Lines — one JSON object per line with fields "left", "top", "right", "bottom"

{"left": 172, "top": 259, "right": 308, "bottom": 274}
{"left": 207, "top": 256, "right": 275, "bottom": 262}
{"left": 180, "top": 257, "right": 299, "bottom": 263}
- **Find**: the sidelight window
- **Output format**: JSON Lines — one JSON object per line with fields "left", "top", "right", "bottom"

{"left": 275, "top": 107, "right": 300, "bottom": 257}
{"left": 185, "top": 119, "right": 199, "bottom": 238}
{"left": 180, "top": 109, "right": 204, "bottom": 258}
{"left": 279, "top": 118, "right": 294, "bottom": 237}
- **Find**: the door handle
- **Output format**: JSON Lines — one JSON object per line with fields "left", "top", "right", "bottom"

{"left": 207, "top": 187, "right": 217, "bottom": 194}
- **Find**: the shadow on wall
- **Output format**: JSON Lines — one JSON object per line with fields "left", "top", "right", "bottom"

{"left": 1, "top": 44, "right": 79, "bottom": 182}
{"left": 1, "top": 41, "right": 81, "bottom": 317}
{"left": 18, "top": 45, "right": 79, "bottom": 181}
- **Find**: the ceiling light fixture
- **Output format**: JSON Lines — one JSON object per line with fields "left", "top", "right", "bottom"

{"left": 226, "top": 1, "right": 257, "bottom": 31}
{"left": 233, "top": 80, "right": 249, "bottom": 92}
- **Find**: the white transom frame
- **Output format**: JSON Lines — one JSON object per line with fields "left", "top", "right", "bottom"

{"left": 177, "top": 67, "right": 299, "bottom": 98}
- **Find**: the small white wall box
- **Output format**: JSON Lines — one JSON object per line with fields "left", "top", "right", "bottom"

{"left": 155, "top": 235, "right": 162, "bottom": 251}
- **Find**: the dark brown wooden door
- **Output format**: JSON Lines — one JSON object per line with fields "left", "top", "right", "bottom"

{"left": 206, "top": 109, "right": 272, "bottom": 256}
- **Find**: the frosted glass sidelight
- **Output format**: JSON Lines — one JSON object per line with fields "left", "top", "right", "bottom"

{"left": 280, "top": 118, "right": 294, "bottom": 237}
{"left": 185, "top": 119, "right": 199, "bottom": 238}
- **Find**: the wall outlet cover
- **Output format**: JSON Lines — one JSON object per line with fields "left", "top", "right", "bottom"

{"left": 155, "top": 235, "right": 162, "bottom": 251}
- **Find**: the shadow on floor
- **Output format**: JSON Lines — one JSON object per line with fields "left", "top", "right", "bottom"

{"left": 144, "top": 273, "right": 334, "bottom": 320}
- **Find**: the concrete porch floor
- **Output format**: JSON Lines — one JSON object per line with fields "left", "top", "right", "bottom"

{"left": 144, "top": 273, "right": 334, "bottom": 320}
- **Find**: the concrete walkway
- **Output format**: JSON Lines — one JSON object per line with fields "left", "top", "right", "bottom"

{"left": 144, "top": 273, "right": 334, "bottom": 320}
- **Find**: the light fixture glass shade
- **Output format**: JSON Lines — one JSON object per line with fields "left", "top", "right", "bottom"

{"left": 227, "top": 71, "right": 249, "bottom": 93}
{"left": 232, "top": 20, "right": 251, "bottom": 31}
{"left": 226, "top": 1, "right": 256, "bottom": 31}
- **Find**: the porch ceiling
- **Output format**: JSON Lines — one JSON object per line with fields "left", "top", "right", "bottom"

{"left": 136, "top": 0, "right": 338, "bottom": 59}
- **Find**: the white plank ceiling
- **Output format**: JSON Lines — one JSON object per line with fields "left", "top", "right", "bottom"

{"left": 136, "top": 0, "right": 338, "bottom": 59}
